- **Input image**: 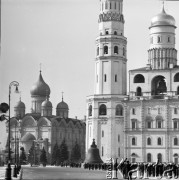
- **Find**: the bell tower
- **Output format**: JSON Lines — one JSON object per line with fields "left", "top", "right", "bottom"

{"left": 86, "top": 0, "right": 127, "bottom": 161}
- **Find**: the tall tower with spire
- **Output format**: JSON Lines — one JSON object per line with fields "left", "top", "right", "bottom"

{"left": 86, "top": 0, "right": 127, "bottom": 161}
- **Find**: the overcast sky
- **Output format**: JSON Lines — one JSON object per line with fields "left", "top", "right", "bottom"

{"left": 0, "top": 0, "right": 179, "bottom": 148}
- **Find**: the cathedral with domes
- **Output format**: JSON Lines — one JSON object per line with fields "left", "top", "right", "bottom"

{"left": 86, "top": 0, "right": 179, "bottom": 164}
{"left": 9, "top": 71, "right": 86, "bottom": 163}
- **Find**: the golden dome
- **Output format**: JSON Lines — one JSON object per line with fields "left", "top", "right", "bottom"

{"left": 30, "top": 71, "right": 50, "bottom": 97}
{"left": 41, "top": 99, "right": 52, "bottom": 108}
{"left": 151, "top": 7, "right": 175, "bottom": 27}
{"left": 14, "top": 99, "right": 25, "bottom": 108}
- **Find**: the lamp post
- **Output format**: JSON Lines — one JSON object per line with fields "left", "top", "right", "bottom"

{"left": 5, "top": 81, "right": 19, "bottom": 180}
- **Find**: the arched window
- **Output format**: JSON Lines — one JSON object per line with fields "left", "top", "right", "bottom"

{"left": 132, "top": 137, "right": 136, "bottom": 145}
{"left": 157, "top": 153, "right": 162, "bottom": 163}
{"left": 158, "top": 137, "right": 162, "bottom": 145}
{"left": 104, "top": 74, "right": 107, "bottom": 82}
{"left": 114, "top": 46, "right": 118, "bottom": 54}
{"left": 136, "top": 87, "right": 142, "bottom": 96}
{"left": 104, "top": 46, "right": 108, "bottom": 54}
{"left": 118, "top": 135, "right": 120, "bottom": 142}
{"left": 97, "top": 47, "right": 99, "bottom": 56}
{"left": 115, "top": 104, "right": 123, "bottom": 116}
{"left": 110, "top": 2, "right": 112, "bottom": 9}
{"left": 147, "top": 137, "right": 151, "bottom": 145}
{"left": 114, "top": 31, "right": 117, "bottom": 35}
{"left": 105, "top": 30, "right": 109, "bottom": 35}
{"left": 99, "top": 104, "right": 107, "bottom": 115}
{"left": 174, "top": 137, "right": 178, "bottom": 146}
{"left": 134, "top": 74, "right": 145, "bottom": 83}
{"left": 88, "top": 105, "right": 92, "bottom": 117}
{"left": 174, "top": 73, "right": 179, "bottom": 82}
{"left": 102, "top": 146, "right": 104, "bottom": 156}
{"left": 156, "top": 116, "right": 163, "bottom": 128}
{"left": 147, "top": 153, "right": 152, "bottom": 162}
{"left": 115, "top": 75, "right": 117, "bottom": 82}
{"left": 158, "top": 36, "right": 161, "bottom": 43}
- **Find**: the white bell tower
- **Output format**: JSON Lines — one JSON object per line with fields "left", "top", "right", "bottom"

{"left": 86, "top": 0, "right": 127, "bottom": 161}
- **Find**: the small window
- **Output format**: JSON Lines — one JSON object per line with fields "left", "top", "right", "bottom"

{"left": 132, "top": 108, "right": 136, "bottom": 115}
{"left": 104, "top": 74, "right": 107, "bottom": 82}
{"left": 148, "top": 108, "right": 151, "bottom": 114}
{"left": 158, "top": 137, "right": 162, "bottom": 145}
{"left": 102, "top": 146, "right": 104, "bottom": 156}
{"left": 158, "top": 108, "right": 161, "bottom": 115}
{"left": 174, "top": 108, "right": 178, "bottom": 114}
{"left": 147, "top": 121, "right": 152, "bottom": 129}
{"left": 174, "top": 121, "right": 178, "bottom": 129}
{"left": 116, "top": 104, "right": 123, "bottom": 116}
{"left": 147, "top": 137, "right": 151, "bottom": 145}
{"left": 158, "top": 36, "right": 161, "bottom": 43}
{"left": 102, "top": 130, "right": 104, "bottom": 137}
{"left": 174, "top": 137, "right": 178, "bottom": 146}
{"left": 114, "top": 46, "right": 118, "bottom": 54}
{"left": 118, "top": 135, "right": 120, "bottom": 142}
{"left": 136, "top": 87, "right": 142, "bottom": 96}
{"left": 123, "top": 47, "right": 125, "bottom": 56}
{"left": 97, "top": 47, "right": 99, "bottom": 56}
{"left": 157, "top": 153, "right": 162, "bottom": 163}
{"left": 132, "top": 137, "right": 136, "bottom": 145}
{"left": 88, "top": 105, "right": 92, "bottom": 116}
{"left": 168, "top": 36, "right": 170, "bottom": 43}
{"left": 157, "top": 121, "right": 162, "bottom": 129}
{"left": 177, "top": 87, "right": 179, "bottom": 95}
{"left": 115, "top": 75, "right": 117, "bottom": 82}
{"left": 104, "top": 46, "right": 108, "bottom": 54}
{"left": 99, "top": 104, "right": 107, "bottom": 116}
{"left": 132, "top": 121, "right": 136, "bottom": 129}
{"left": 147, "top": 153, "right": 152, "bottom": 162}
{"left": 105, "top": 31, "right": 109, "bottom": 35}
{"left": 114, "top": 31, "right": 117, "bottom": 35}
{"left": 110, "top": 2, "right": 112, "bottom": 9}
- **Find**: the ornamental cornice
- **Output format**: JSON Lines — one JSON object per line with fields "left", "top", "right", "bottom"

{"left": 98, "top": 12, "right": 124, "bottom": 23}
{"left": 95, "top": 56, "right": 127, "bottom": 62}
{"left": 96, "top": 37, "right": 127, "bottom": 44}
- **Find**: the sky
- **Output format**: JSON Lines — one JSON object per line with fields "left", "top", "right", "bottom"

{"left": 0, "top": 0, "right": 179, "bottom": 148}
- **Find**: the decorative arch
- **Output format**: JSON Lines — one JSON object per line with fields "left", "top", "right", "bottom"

{"left": 38, "top": 117, "right": 50, "bottom": 127}
{"left": 174, "top": 73, "right": 179, "bottom": 82}
{"left": 21, "top": 133, "right": 36, "bottom": 142}
{"left": 99, "top": 104, "right": 107, "bottom": 116}
{"left": 115, "top": 104, "right": 123, "bottom": 116}
{"left": 155, "top": 115, "right": 163, "bottom": 121}
{"left": 21, "top": 115, "right": 37, "bottom": 127}
{"left": 134, "top": 74, "right": 145, "bottom": 83}
{"left": 59, "top": 119, "right": 67, "bottom": 128}
{"left": 151, "top": 75, "right": 167, "bottom": 96}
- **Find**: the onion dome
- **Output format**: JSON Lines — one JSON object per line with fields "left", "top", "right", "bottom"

{"left": 30, "top": 71, "right": 50, "bottom": 97}
{"left": 14, "top": 99, "right": 25, "bottom": 109}
{"left": 56, "top": 100, "right": 69, "bottom": 110}
{"left": 151, "top": 6, "right": 175, "bottom": 27}
{"left": 41, "top": 98, "right": 52, "bottom": 108}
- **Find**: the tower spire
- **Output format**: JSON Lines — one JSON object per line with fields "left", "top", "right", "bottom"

{"left": 61, "top": 91, "right": 64, "bottom": 102}
{"left": 40, "top": 63, "right": 42, "bottom": 73}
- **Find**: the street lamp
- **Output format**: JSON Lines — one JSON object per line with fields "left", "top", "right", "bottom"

{"left": 5, "top": 81, "right": 19, "bottom": 180}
